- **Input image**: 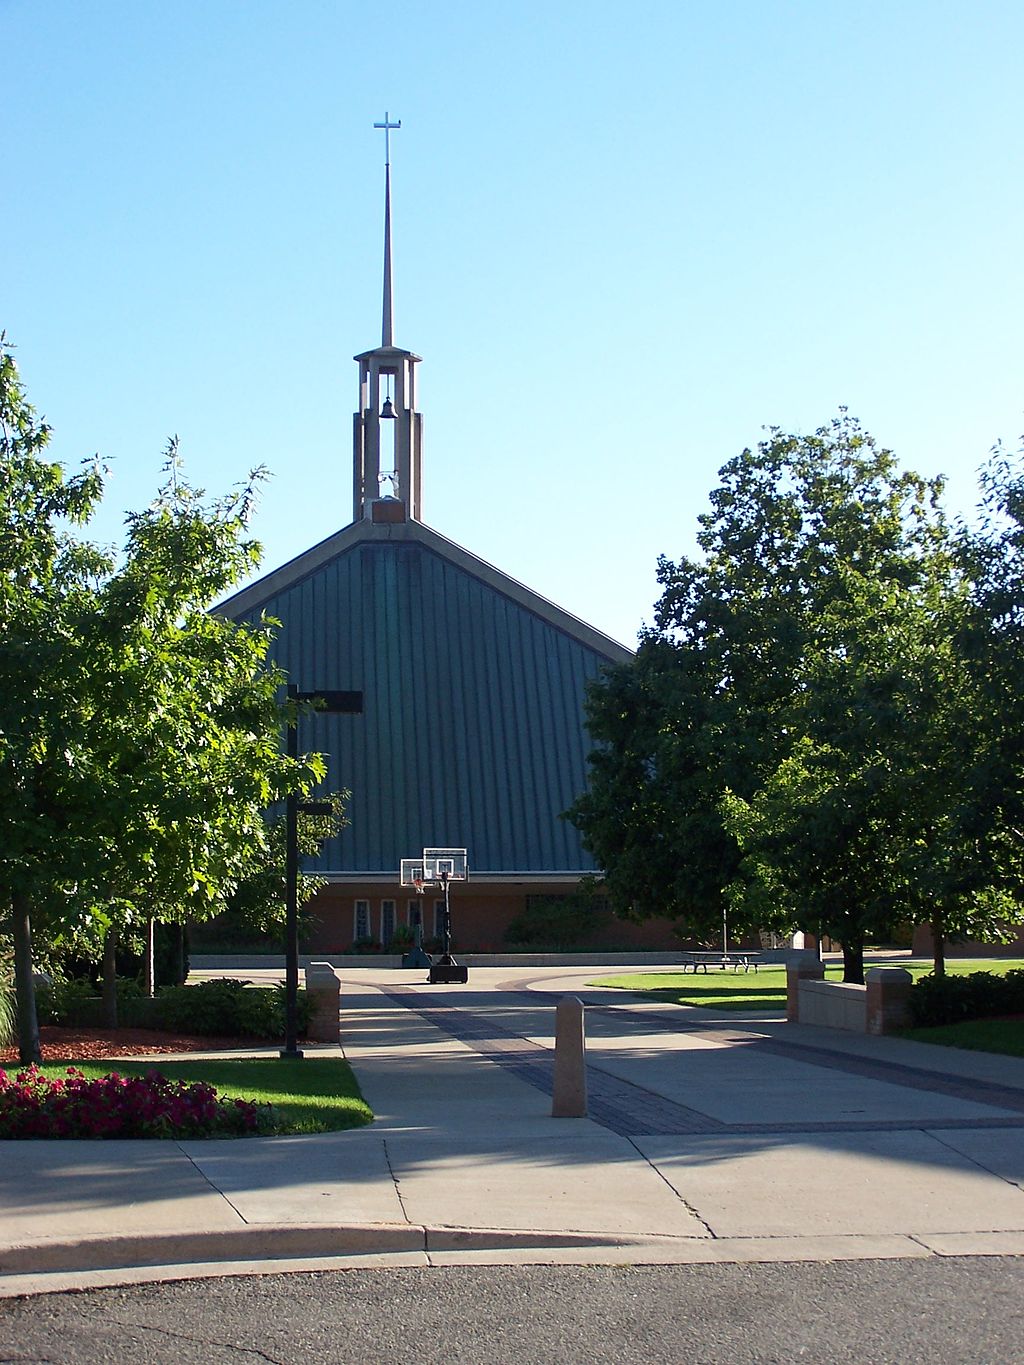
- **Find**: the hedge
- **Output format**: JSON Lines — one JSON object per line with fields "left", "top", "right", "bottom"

{"left": 37, "top": 976, "right": 312, "bottom": 1040}
{"left": 907, "top": 969, "right": 1024, "bottom": 1028}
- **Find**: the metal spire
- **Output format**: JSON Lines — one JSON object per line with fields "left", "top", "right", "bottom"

{"left": 374, "top": 112, "right": 401, "bottom": 348}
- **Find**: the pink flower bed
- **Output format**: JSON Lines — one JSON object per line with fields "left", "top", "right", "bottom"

{"left": 0, "top": 1066, "right": 270, "bottom": 1139}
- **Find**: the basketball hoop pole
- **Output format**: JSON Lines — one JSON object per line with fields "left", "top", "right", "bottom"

{"left": 399, "top": 847, "right": 469, "bottom": 982}
{"left": 440, "top": 869, "right": 452, "bottom": 958}
{"left": 428, "top": 867, "right": 469, "bottom": 983}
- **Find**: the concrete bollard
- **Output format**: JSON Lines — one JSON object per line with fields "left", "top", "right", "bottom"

{"left": 304, "top": 961, "right": 341, "bottom": 1043}
{"left": 551, "top": 996, "right": 588, "bottom": 1118}
{"left": 865, "top": 967, "right": 913, "bottom": 1035}
{"left": 786, "top": 952, "right": 825, "bottom": 1023}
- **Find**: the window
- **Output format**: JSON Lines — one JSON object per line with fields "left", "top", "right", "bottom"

{"left": 433, "top": 899, "right": 445, "bottom": 940}
{"left": 354, "top": 899, "right": 370, "bottom": 941}
{"left": 380, "top": 899, "right": 396, "bottom": 946}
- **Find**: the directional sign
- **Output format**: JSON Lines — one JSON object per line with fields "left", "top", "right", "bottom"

{"left": 299, "top": 690, "right": 363, "bottom": 713}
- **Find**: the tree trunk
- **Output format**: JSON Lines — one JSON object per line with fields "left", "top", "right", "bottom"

{"left": 177, "top": 922, "right": 189, "bottom": 986}
{"left": 101, "top": 925, "right": 118, "bottom": 1029}
{"left": 11, "top": 892, "right": 42, "bottom": 1065}
{"left": 931, "top": 910, "right": 946, "bottom": 977}
{"left": 841, "top": 936, "right": 865, "bottom": 985}
{"left": 144, "top": 917, "right": 156, "bottom": 997}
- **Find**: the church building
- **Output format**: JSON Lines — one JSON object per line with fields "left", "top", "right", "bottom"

{"left": 218, "top": 127, "right": 668, "bottom": 954}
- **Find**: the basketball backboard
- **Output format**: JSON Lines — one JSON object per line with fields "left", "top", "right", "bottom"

{"left": 399, "top": 859, "right": 425, "bottom": 887}
{"left": 422, "top": 847, "right": 469, "bottom": 882}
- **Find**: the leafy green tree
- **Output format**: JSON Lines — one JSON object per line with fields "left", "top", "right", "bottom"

{"left": 1, "top": 341, "right": 325, "bottom": 1058}
{"left": 720, "top": 554, "right": 1008, "bottom": 980}
{"left": 570, "top": 413, "right": 995, "bottom": 979}
{"left": 568, "top": 637, "right": 755, "bottom": 943}
{"left": 213, "top": 794, "right": 350, "bottom": 947}
{"left": 954, "top": 441, "right": 1024, "bottom": 937}
{"left": 69, "top": 446, "right": 328, "bottom": 1024}
{"left": 0, "top": 338, "right": 106, "bottom": 1061}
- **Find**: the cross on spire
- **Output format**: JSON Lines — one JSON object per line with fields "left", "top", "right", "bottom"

{"left": 373, "top": 112, "right": 401, "bottom": 165}
{"left": 374, "top": 113, "right": 401, "bottom": 347}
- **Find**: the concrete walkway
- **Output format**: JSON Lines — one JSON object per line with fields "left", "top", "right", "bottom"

{"left": 2, "top": 964, "right": 1023, "bottom": 1297}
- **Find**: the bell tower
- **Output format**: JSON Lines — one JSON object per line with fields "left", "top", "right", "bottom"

{"left": 353, "top": 114, "right": 424, "bottom": 524}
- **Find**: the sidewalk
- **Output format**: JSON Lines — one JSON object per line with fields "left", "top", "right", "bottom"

{"left": 2, "top": 964, "right": 1023, "bottom": 1297}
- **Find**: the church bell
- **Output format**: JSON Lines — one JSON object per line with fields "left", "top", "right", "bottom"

{"left": 380, "top": 396, "right": 396, "bottom": 419}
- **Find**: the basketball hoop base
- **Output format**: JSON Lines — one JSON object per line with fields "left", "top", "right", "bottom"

{"left": 428, "top": 954, "right": 469, "bottom": 985}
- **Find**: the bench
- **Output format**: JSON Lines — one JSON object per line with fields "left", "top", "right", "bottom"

{"left": 678, "top": 951, "right": 762, "bottom": 973}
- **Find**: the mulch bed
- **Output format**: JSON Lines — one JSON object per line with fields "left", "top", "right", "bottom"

{"left": 0, "top": 1027, "right": 255, "bottom": 1064}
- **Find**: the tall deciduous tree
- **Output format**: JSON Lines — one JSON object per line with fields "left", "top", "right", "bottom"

{"left": 570, "top": 414, "right": 1002, "bottom": 980}
{"left": 0, "top": 338, "right": 106, "bottom": 1061}
{"left": 1, "top": 341, "right": 324, "bottom": 1058}
{"left": 721, "top": 555, "right": 1009, "bottom": 980}
{"left": 956, "top": 441, "right": 1024, "bottom": 932}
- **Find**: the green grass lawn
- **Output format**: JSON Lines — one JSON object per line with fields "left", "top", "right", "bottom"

{"left": 591, "top": 958, "right": 1024, "bottom": 1015}
{"left": 37, "top": 1057, "right": 373, "bottom": 1135}
{"left": 591, "top": 965, "right": 802, "bottom": 1011}
{"left": 900, "top": 1018, "right": 1024, "bottom": 1059}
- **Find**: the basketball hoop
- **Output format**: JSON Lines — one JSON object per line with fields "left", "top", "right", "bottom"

{"left": 398, "top": 846, "right": 469, "bottom": 984}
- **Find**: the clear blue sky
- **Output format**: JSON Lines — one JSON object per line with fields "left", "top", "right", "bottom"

{"left": 6, "top": 1, "right": 1022, "bottom": 647}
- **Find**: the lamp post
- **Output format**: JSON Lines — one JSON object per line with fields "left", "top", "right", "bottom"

{"left": 280, "top": 684, "right": 362, "bottom": 1060}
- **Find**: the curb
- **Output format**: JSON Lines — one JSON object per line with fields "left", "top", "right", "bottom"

{"left": 0, "top": 1221, "right": 640, "bottom": 1278}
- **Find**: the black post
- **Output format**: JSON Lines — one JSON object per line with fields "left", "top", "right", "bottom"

{"left": 279, "top": 685, "right": 362, "bottom": 1059}
{"left": 441, "top": 871, "right": 452, "bottom": 956}
{"left": 281, "top": 683, "right": 302, "bottom": 1060}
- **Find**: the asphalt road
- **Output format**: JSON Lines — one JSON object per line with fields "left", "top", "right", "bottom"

{"left": 1, "top": 1258, "right": 1022, "bottom": 1364}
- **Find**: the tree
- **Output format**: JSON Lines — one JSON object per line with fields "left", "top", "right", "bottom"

{"left": 65, "top": 446, "right": 329, "bottom": 1026}
{"left": 570, "top": 413, "right": 999, "bottom": 979}
{"left": 568, "top": 637, "right": 758, "bottom": 943}
{"left": 0, "top": 338, "right": 106, "bottom": 1061}
{"left": 1, "top": 341, "right": 324, "bottom": 1058}
{"left": 954, "top": 440, "right": 1024, "bottom": 935}
{"left": 214, "top": 794, "right": 350, "bottom": 946}
{"left": 720, "top": 554, "right": 1007, "bottom": 980}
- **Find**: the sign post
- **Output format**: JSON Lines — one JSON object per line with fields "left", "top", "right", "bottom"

{"left": 280, "top": 685, "right": 363, "bottom": 1059}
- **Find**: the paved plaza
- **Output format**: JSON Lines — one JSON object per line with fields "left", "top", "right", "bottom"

{"left": 1, "top": 964, "right": 1023, "bottom": 1296}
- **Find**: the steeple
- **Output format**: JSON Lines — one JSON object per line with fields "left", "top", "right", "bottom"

{"left": 382, "top": 159, "right": 394, "bottom": 348}
{"left": 353, "top": 114, "right": 423, "bottom": 525}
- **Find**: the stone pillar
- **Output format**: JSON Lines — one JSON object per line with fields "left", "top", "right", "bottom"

{"left": 304, "top": 962, "right": 341, "bottom": 1044}
{"left": 551, "top": 997, "right": 588, "bottom": 1118}
{"left": 786, "top": 952, "right": 825, "bottom": 1023}
{"left": 865, "top": 967, "right": 913, "bottom": 1036}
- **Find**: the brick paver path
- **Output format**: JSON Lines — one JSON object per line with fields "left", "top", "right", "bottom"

{"left": 379, "top": 985, "right": 1024, "bottom": 1139}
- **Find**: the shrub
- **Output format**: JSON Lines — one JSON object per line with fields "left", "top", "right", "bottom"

{"left": 153, "top": 978, "right": 312, "bottom": 1039}
{"left": 33, "top": 975, "right": 311, "bottom": 1039}
{"left": 350, "top": 936, "right": 383, "bottom": 954}
{"left": 0, "top": 1065, "right": 271, "bottom": 1139}
{"left": 36, "top": 975, "right": 152, "bottom": 1028}
{"left": 908, "top": 969, "right": 1024, "bottom": 1028}
{"left": 387, "top": 924, "right": 416, "bottom": 950}
{"left": 36, "top": 976, "right": 104, "bottom": 1027}
{"left": 0, "top": 982, "right": 14, "bottom": 1050}
{"left": 505, "top": 893, "right": 608, "bottom": 947}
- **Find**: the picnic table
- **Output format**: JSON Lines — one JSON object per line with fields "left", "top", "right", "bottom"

{"left": 678, "top": 951, "right": 763, "bottom": 973}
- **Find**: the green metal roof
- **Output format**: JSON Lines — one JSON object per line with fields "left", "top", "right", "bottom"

{"left": 219, "top": 519, "right": 633, "bottom": 877}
